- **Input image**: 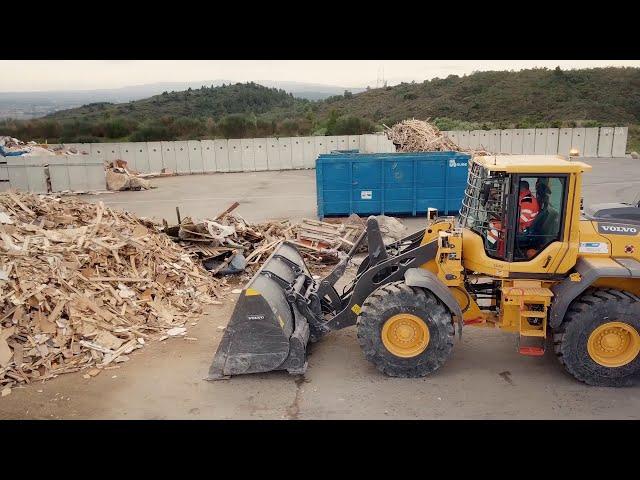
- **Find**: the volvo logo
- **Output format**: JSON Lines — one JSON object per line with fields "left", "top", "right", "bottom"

{"left": 597, "top": 223, "right": 638, "bottom": 236}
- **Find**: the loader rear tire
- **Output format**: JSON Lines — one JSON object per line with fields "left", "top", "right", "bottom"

{"left": 554, "top": 288, "right": 640, "bottom": 387}
{"left": 357, "top": 281, "right": 454, "bottom": 378}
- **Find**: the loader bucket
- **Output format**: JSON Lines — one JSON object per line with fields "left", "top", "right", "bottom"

{"left": 207, "top": 242, "right": 312, "bottom": 380}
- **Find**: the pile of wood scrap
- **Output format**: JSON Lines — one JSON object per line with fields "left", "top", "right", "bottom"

{"left": 384, "top": 119, "right": 491, "bottom": 155}
{"left": 0, "top": 191, "right": 220, "bottom": 392}
{"left": 164, "top": 202, "right": 294, "bottom": 275}
{"left": 105, "top": 160, "right": 154, "bottom": 191}
{"left": 289, "top": 217, "right": 364, "bottom": 263}
{"left": 164, "top": 204, "right": 369, "bottom": 272}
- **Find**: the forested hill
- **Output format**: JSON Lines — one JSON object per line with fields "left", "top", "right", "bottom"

{"left": 317, "top": 67, "right": 640, "bottom": 128}
{"left": 1, "top": 68, "right": 638, "bottom": 149}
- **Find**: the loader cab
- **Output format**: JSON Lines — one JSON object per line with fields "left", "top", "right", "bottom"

{"left": 459, "top": 155, "right": 591, "bottom": 273}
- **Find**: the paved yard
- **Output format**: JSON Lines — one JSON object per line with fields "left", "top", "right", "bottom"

{"left": 1, "top": 156, "right": 639, "bottom": 419}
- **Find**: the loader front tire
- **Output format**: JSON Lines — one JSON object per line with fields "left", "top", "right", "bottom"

{"left": 554, "top": 288, "right": 640, "bottom": 387}
{"left": 357, "top": 282, "right": 454, "bottom": 378}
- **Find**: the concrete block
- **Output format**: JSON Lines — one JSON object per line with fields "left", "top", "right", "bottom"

{"left": 201, "top": 140, "right": 216, "bottom": 173}
{"left": 174, "top": 141, "right": 190, "bottom": 174}
{"left": 291, "top": 137, "right": 304, "bottom": 169}
{"left": 348, "top": 135, "right": 361, "bottom": 151}
{"left": 47, "top": 157, "right": 70, "bottom": 192}
{"left": 583, "top": 128, "right": 599, "bottom": 157}
{"left": 598, "top": 127, "right": 614, "bottom": 157}
{"left": 325, "top": 136, "right": 338, "bottom": 153}
{"left": 254, "top": 138, "right": 268, "bottom": 171}
{"left": 511, "top": 129, "right": 524, "bottom": 154}
{"left": 500, "top": 130, "right": 512, "bottom": 154}
{"left": 522, "top": 129, "right": 536, "bottom": 154}
{"left": 458, "top": 131, "right": 470, "bottom": 149}
{"left": 147, "top": 142, "right": 164, "bottom": 172}
{"left": 103, "top": 143, "right": 122, "bottom": 162}
{"left": 489, "top": 130, "right": 501, "bottom": 153}
{"left": 612, "top": 127, "right": 628, "bottom": 157}
{"left": 118, "top": 143, "right": 137, "bottom": 170}
{"left": 303, "top": 137, "right": 316, "bottom": 168}
{"left": 477, "top": 130, "right": 490, "bottom": 150}
{"left": 571, "top": 128, "right": 586, "bottom": 156}
{"left": 278, "top": 137, "right": 293, "bottom": 169}
{"left": 241, "top": 139, "right": 255, "bottom": 171}
{"left": 213, "top": 139, "right": 230, "bottom": 172}
{"left": 468, "top": 130, "right": 480, "bottom": 149}
{"left": 267, "top": 138, "right": 281, "bottom": 170}
{"left": 161, "top": 142, "right": 177, "bottom": 172}
{"left": 545, "top": 129, "right": 559, "bottom": 155}
{"left": 133, "top": 143, "right": 150, "bottom": 173}
{"left": 228, "top": 139, "right": 242, "bottom": 172}
{"left": 90, "top": 143, "right": 107, "bottom": 162}
{"left": 558, "top": 128, "right": 573, "bottom": 157}
{"left": 187, "top": 140, "right": 204, "bottom": 174}
{"left": 362, "top": 134, "right": 378, "bottom": 153}
{"left": 534, "top": 129, "right": 547, "bottom": 155}
{"left": 7, "top": 157, "right": 48, "bottom": 193}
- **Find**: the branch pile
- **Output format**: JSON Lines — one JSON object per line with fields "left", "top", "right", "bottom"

{"left": 384, "top": 119, "right": 491, "bottom": 155}
{"left": 0, "top": 191, "right": 221, "bottom": 391}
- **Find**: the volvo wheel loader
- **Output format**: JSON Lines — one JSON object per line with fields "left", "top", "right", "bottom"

{"left": 208, "top": 155, "right": 640, "bottom": 387}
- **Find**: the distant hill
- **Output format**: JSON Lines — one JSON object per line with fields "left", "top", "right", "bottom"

{"left": 45, "top": 82, "right": 310, "bottom": 122}
{"left": 0, "top": 79, "right": 364, "bottom": 119}
{"left": 317, "top": 67, "right": 640, "bottom": 128}
{"left": 1, "top": 68, "right": 638, "bottom": 151}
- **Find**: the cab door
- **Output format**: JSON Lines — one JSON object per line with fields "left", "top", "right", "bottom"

{"left": 462, "top": 172, "right": 574, "bottom": 277}
{"left": 504, "top": 173, "right": 571, "bottom": 274}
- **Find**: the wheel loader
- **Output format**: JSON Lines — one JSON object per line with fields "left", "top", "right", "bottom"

{"left": 208, "top": 154, "right": 640, "bottom": 387}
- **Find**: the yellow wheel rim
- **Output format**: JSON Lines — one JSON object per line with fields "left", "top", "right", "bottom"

{"left": 381, "top": 313, "right": 430, "bottom": 358}
{"left": 587, "top": 322, "right": 640, "bottom": 367}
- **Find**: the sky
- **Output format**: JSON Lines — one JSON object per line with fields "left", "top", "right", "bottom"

{"left": 1, "top": 60, "right": 639, "bottom": 92}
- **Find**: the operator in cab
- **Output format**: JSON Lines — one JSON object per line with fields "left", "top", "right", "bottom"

{"left": 518, "top": 180, "right": 540, "bottom": 231}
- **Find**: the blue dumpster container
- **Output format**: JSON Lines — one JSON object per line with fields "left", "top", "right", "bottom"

{"left": 316, "top": 151, "right": 471, "bottom": 218}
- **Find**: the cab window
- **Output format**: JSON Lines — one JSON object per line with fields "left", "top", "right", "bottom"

{"left": 514, "top": 176, "right": 567, "bottom": 261}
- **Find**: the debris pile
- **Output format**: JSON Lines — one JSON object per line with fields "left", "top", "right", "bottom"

{"left": 384, "top": 119, "right": 491, "bottom": 155}
{"left": 0, "top": 191, "right": 221, "bottom": 391}
{"left": 289, "top": 217, "right": 364, "bottom": 263}
{"left": 164, "top": 204, "right": 408, "bottom": 273}
{"left": 0, "top": 136, "right": 87, "bottom": 157}
{"left": 375, "top": 215, "right": 408, "bottom": 245}
{"left": 106, "top": 160, "right": 153, "bottom": 191}
{"left": 165, "top": 204, "right": 371, "bottom": 273}
{"left": 164, "top": 202, "right": 294, "bottom": 275}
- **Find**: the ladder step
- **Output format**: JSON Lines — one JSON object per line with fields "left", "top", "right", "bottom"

{"left": 519, "top": 330, "right": 545, "bottom": 337}
{"left": 519, "top": 346, "right": 545, "bottom": 356}
{"left": 520, "top": 310, "right": 546, "bottom": 318}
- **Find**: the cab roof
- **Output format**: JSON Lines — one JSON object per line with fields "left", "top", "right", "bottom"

{"left": 473, "top": 155, "right": 592, "bottom": 174}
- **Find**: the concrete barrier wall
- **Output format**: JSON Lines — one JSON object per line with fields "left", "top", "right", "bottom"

{"left": 48, "top": 133, "right": 395, "bottom": 175}
{"left": 5, "top": 155, "right": 107, "bottom": 193}
{"left": 442, "top": 127, "right": 628, "bottom": 157}
{"left": 6, "top": 128, "right": 625, "bottom": 193}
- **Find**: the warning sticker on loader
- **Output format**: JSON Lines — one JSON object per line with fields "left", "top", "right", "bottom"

{"left": 360, "top": 190, "right": 372, "bottom": 200}
{"left": 579, "top": 242, "right": 609, "bottom": 254}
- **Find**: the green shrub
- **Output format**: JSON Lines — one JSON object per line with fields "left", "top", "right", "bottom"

{"left": 327, "top": 115, "right": 376, "bottom": 135}
{"left": 130, "top": 125, "right": 171, "bottom": 142}
{"left": 218, "top": 114, "right": 255, "bottom": 138}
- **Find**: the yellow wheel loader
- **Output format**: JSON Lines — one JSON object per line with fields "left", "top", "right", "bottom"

{"left": 208, "top": 155, "right": 640, "bottom": 387}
